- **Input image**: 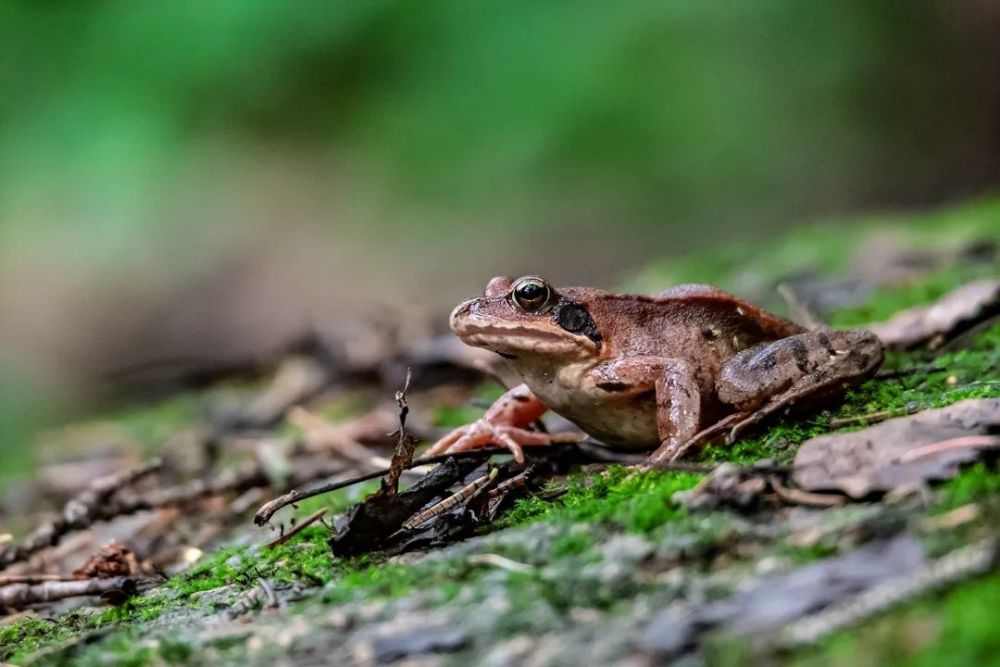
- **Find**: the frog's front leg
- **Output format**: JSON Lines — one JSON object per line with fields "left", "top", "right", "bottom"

{"left": 425, "top": 384, "right": 581, "bottom": 464}
{"left": 715, "top": 328, "right": 883, "bottom": 443}
{"left": 587, "top": 357, "right": 703, "bottom": 464}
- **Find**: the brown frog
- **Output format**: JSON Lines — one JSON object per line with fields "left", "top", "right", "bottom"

{"left": 427, "top": 276, "right": 883, "bottom": 465}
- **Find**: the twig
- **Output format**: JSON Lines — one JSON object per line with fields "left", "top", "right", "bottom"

{"left": 258, "top": 577, "right": 278, "bottom": 609}
{"left": 111, "top": 458, "right": 348, "bottom": 517}
{"left": 467, "top": 553, "right": 535, "bottom": 574}
{"left": 920, "top": 504, "right": 979, "bottom": 532}
{"left": 0, "top": 576, "right": 136, "bottom": 611}
{"left": 827, "top": 403, "right": 921, "bottom": 429}
{"left": 384, "top": 369, "right": 417, "bottom": 496}
{"left": 777, "top": 282, "right": 827, "bottom": 330}
{"left": 0, "top": 459, "right": 162, "bottom": 570}
{"left": 769, "top": 476, "right": 846, "bottom": 508}
{"left": 487, "top": 464, "right": 538, "bottom": 499}
{"left": 402, "top": 468, "right": 498, "bottom": 530}
{"left": 254, "top": 445, "right": 561, "bottom": 526}
{"left": 0, "top": 574, "right": 80, "bottom": 586}
{"left": 253, "top": 440, "right": 722, "bottom": 526}
{"left": 265, "top": 509, "right": 328, "bottom": 549}
{"left": 776, "top": 538, "right": 996, "bottom": 649}
{"left": 897, "top": 435, "right": 1000, "bottom": 463}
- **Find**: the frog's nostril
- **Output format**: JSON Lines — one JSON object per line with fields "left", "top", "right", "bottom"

{"left": 449, "top": 300, "right": 474, "bottom": 331}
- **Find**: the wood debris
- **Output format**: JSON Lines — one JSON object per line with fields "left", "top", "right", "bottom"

{"left": 794, "top": 398, "right": 1000, "bottom": 497}
{"left": 0, "top": 459, "right": 162, "bottom": 570}
{"left": 867, "top": 279, "right": 1000, "bottom": 349}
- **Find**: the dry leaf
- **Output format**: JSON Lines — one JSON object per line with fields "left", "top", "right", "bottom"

{"left": 793, "top": 398, "right": 1000, "bottom": 497}
{"left": 867, "top": 279, "right": 1000, "bottom": 349}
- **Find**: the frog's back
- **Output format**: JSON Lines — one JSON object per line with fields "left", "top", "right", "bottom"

{"left": 577, "top": 284, "right": 804, "bottom": 361}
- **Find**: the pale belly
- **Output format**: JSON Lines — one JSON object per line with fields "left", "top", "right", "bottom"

{"left": 531, "top": 383, "right": 660, "bottom": 450}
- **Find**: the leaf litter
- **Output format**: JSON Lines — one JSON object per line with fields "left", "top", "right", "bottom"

{"left": 0, "top": 246, "right": 999, "bottom": 665}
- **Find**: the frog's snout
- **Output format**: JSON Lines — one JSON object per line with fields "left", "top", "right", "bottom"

{"left": 449, "top": 299, "right": 476, "bottom": 333}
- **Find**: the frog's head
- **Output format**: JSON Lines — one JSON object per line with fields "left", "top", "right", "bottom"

{"left": 450, "top": 276, "right": 603, "bottom": 360}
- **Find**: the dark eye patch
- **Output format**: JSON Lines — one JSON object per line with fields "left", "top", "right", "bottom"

{"left": 553, "top": 301, "right": 602, "bottom": 347}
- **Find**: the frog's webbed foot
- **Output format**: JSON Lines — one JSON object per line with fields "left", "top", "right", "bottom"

{"left": 424, "top": 383, "right": 580, "bottom": 464}
{"left": 427, "top": 422, "right": 580, "bottom": 464}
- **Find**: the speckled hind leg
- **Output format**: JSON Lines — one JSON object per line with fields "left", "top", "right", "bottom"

{"left": 715, "top": 329, "right": 883, "bottom": 443}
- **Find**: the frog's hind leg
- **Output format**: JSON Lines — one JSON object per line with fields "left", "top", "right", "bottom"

{"left": 642, "top": 358, "right": 706, "bottom": 467}
{"left": 715, "top": 329, "right": 883, "bottom": 444}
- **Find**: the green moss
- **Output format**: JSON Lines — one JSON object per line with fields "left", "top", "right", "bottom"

{"left": 104, "top": 394, "right": 200, "bottom": 452}
{"left": 0, "top": 617, "right": 76, "bottom": 663}
{"left": 168, "top": 546, "right": 247, "bottom": 596}
{"left": 936, "top": 464, "right": 1000, "bottom": 510}
{"left": 0, "top": 588, "right": 176, "bottom": 664}
{"left": 782, "top": 573, "right": 1000, "bottom": 667}
{"left": 772, "top": 541, "right": 839, "bottom": 565}
{"left": 502, "top": 467, "right": 701, "bottom": 534}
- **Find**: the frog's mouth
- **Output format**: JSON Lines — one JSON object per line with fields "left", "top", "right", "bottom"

{"left": 453, "top": 318, "right": 598, "bottom": 357}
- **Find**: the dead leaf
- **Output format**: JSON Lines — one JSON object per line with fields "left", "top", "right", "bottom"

{"left": 328, "top": 458, "right": 479, "bottom": 557}
{"left": 638, "top": 535, "right": 924, "bottom": 658}
{"left": 793, "top": 398, "right": 1000, "bottom": 497}
{"left": 673, "top": 463, "right": 770, "bottom": 510}
{"left": 867, "top": 279, "right": 1000, "bottom": 349}
{"left": 73, "top": 542, "right": 142, "bottom": 578}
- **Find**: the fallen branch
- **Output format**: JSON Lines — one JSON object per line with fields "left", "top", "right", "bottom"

{"left": 776, "top": 538, "right": 997, "bottom": 649}
{"left": 827, "top": 403, "right": 921, "bottom": 429}
{"left": 777, "top": 282, "right": 827, "bottom": 331}
{"left": 0, "top": 576, "right": 136, "bottom": 611}
{"left": 0, "top": 459, "right": 162, "bottom": 571}
{"left": 253, "top": 446, "right": 517, "bottom": 526}
{"left": 0, "top": 574, "right": 79, "bottom": 586}
{"left": 401, "top": 468, "right": 497, "bottom": 530}
{"left": 769, "top": 476, "right": 846, "bottom": 508}
{"left": 110, "top": 458, "right": 348, "bottom": 515}
{"left": 383, "top": 369, "right": 417, "bottom": 496}
{"left": 254, "top": 442, "right": 721, "bottom": 526}
{"left": 265, "top": 509, "right": 328, "bottom": 549}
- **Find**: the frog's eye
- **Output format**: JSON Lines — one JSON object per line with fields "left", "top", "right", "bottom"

{"left": 512, "top": 277, "right": 550, "bottom": 311}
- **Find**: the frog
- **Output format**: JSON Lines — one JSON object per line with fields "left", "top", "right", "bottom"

{"left": 427, "top": 275, "right": 884, "bottom": 466}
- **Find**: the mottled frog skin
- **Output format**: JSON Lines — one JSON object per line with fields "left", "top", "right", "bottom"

{"left": 429, "top": 276, "right": 883, "bottom": 465}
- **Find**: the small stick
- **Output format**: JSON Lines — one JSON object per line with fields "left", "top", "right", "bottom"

{"left": 254, "top": 440, "right": 724, "bottom": 526}
{"left": 258, "top": 578, "right": 278, "bottom": 609}
{"left": 0, "top": 576, "right": 136, "bottom": 611}
{"left": 486, "top": 464, "right": 538, "bottom": 499}
{"left": 383, "top": 370, "right": 417, "bottom": 496}
{"left": 827, "top": 403, "right": 921, "bottom": 429}
{"left": 0, "top": 459, "right": 162, "bottom": 570}
{"left": 776, "top": 538, "right": 996, "bottom": 649}
{"left": 467, "top": 553, "right": 534, "bottom": 574}
{"left": 265, "top": 508, "right": 328, "bottom": 549}
{"left": 402, "top": 468, "right": 498, "bottom": 530}
{"left": 897, "top": 435, "right": 1000, "bottom": 463}
{"left": 254, "top": 444, "right": 573, "bottom": 526}
{"left": 769, "top": 475, "right": 846, "bottom": 508}
{"left": 0, "top": 574, "right": 82, "bottom": 586}
{"left": 777, "top": 282, "right": 827, "bottom": 330}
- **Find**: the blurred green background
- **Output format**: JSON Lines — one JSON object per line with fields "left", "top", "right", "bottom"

{"left": 1, "top": 1, "right": 999, "bottom": 449}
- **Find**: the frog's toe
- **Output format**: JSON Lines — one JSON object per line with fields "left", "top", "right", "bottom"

{"left": 494, "top": 433, "right": 526, "bottom": 464}
{"left": 426, "top": 426, "right": 468, "bottom": 456}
